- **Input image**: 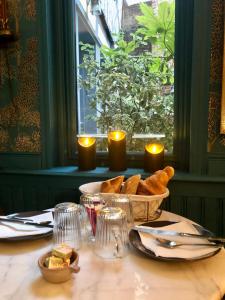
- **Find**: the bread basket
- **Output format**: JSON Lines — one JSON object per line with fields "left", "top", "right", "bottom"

{"left": 79, "top": 181, "right": 169, "bottom": 221}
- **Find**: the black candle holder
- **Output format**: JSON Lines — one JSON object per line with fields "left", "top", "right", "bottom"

{"left": 108, "top": 130, "right": 127, "bottom": 171}
{"left": 77, "top": 137, "right": 96, "bottom": 171}
{"left": 144, "top": 143, "right": 164, "bottom": 173}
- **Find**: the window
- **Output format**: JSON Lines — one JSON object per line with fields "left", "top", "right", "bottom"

{"left": 76, "top": 13, "right": 100, "bottom": 134}
{"left": 75, "top": 0, "right": 175, "bottom": 153}
{"left": 22, "top": 0, "right": 209, "bottom": 177}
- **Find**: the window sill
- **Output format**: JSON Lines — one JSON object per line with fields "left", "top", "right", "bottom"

{"left": 1, "top": 166, "right": 225, "bottom": 183}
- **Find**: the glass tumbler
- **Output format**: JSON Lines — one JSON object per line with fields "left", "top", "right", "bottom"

{"left": 94, "top": 207, "right": 129, "bottom": 259}
{"left": 109, "top": 195, "right": 134, "bottom": 228}
{"left": 80, "top": 193, "right": 105, "bottom": 236}
{"left": 76, "top": 204, "right": 93, "bottom": 244}
{"left": 53, "top": 202, "right": 82, "bottom": 250}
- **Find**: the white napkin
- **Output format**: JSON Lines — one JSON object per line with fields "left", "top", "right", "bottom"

{"left": 139, "top": 221, "right": 220, "bottom": 259}
{"left": 0, "top": 212, "right": 53, "bottom": 238}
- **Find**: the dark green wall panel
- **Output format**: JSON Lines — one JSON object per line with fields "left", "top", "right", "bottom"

{"left": 0, "top": 170, "right": 225, "bottom": 236}
{"left": 186, "top": 196, "right": 203, "bottom": 225}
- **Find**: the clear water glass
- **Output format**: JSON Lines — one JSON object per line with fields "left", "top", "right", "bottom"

{"left": 94, "top": 207, "right": 129, "bottom": 259}
{"left": 108, "top": 195, "right": 134, "bottom": 228}
{"left": 77, "top": 204, "right": 93, "bottom": 244}
{"left": 53, "top": 202, "right": 82, "bottom": 250}
{"left": 80, "top": 193, "right": 105, "bottom": 236}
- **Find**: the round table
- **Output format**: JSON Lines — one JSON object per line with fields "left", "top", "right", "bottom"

{"left": 0, "top": 211, "right": 224, "bottom": 300}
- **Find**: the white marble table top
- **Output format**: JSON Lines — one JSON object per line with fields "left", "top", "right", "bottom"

{"left": 0, "top": 211, "right": 224, "bottom": 300}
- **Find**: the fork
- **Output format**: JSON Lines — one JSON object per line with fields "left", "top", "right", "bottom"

{"left": 156, "top": 238, "right": 224, "bottom": 249}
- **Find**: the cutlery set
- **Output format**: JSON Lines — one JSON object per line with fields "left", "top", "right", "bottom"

{"left": 133, "top": 225, "right": 225, "bottom": 248}
{"left": 155, "top": 238, "right": 223, "bottom": 248}
{"left": 0, "top": 217, "right": 53, "bottom": 228}
{"left": 0, "top": 216, "right": 224, "bottom": 248}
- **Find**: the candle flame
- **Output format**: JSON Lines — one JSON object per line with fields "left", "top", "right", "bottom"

{"left": 151, "top": 145, "right": 157, "bottom": 153}
{"left": 108, "top": 131, "right": 126, "bottom": 141}
{"left": 78, "top": 137, "right": 96, "bottom": 147}
{"left": 145, "top": 143, "right": 164, "bottom": 154}
{"left": 84, "top": 138, "right": 89, "bottom": 146}
{"left": 115, "top": 132, "right": 120, "bottom": 140}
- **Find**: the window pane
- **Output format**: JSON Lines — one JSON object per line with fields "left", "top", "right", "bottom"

{"left": 76, "top": 0, "right": 175, "bottom": 153}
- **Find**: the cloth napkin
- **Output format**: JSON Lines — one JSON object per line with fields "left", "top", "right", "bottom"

{"left": 139, "top": 221, "right": 220, "bottom": 259}
{"left": 0, "top": 212, "right": 53, "bottom": 238}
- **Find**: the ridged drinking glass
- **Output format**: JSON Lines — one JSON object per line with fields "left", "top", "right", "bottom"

{"left": 53, "top": 202, "right": 82, "bottom": 250}
{"left": 108, "top": 195, "right": 134, "bottom": 228}
{"left": 80, "top": 193, "right": 105, "bottom": 237}
{"left": 94, "top": 207, "right": 129, "bottom": 259}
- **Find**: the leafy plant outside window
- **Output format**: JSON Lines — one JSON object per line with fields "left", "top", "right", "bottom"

{"left": 78, "top": 1, "right": 175, "bottom": 152}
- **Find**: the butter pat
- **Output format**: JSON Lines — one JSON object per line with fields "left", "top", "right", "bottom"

{"left": 52, "top": 244, "right": 72, "bottom": 260}
{"left": 45, "top": 256, "right": 65, "bottom": 269}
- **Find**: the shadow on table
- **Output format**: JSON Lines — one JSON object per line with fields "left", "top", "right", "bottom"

{"left": 30, "top": 277, "right": 74, "bottom": 298}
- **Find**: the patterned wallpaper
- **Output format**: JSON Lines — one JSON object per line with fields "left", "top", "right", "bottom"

{"left": 208, "top": 0, "right": 225, "bottom": 151}
{"left": 0, "top": 0, "right": 224, "bottom": 154}
{"left": 0, "top": 0, "right": 40, "bottom": 153}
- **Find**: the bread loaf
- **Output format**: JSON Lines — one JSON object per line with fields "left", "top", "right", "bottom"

{"left": 152, "top": 170, "right": 169, "bottom": 186}
{"left": 163, "top": 166, "right": 174, "bottom": 179}
{"left": 136, "top": 180, "right": 154, "bottom": 195}
{"left": 137, "top": 176, "right": 166, "bottom": 195}
{"left": 100, "top": 175, "right": 124, "bottom": 193}
{"left": 121, "top": 174, "right": 141, "bottom": 194}
{"left": 99, "top": 166, "right": 174, "bottom": 196}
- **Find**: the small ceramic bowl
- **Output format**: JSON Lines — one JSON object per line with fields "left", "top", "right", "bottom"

{"left": 38, "top": 250, "right": 80, "bottom": 283}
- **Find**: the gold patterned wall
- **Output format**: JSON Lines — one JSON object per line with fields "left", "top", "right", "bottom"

{"left": 0, "top": 1, "right": 223, "bottom": 154}
{"left": 0, "top": 0, "right": 40, "bottom": 153}
{"left": 208, "top": 0, "right": 225, "bottom": 150}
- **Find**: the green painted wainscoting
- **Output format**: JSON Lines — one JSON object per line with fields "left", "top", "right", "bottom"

{"left": 0, "top": 168, "right": 225, "bottom": 236}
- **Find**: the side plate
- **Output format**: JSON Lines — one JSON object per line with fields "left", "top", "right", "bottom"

{"left": 129, "top": 220, "right": 221, "bottom": 262}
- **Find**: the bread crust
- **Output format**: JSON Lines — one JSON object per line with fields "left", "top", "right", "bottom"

{"left": 100, "top": 175, "right": 124, "bottom": 193}
{"left": 154, "top": 170, "right": 169, "bottom": 186}
{"left": 163, "top": 166, "right": 174, "bottom": 179}
{"left": 136, "top": 180, "right": 154, "bottom": 195}
{"left": 121, "top": 174, "right": 141, "bottom": 194}
{"left": 99, "top": 166, "right": 174, "bottom": 196}
{"left": 144, "top": 175, "right": 166, "bottom": 195}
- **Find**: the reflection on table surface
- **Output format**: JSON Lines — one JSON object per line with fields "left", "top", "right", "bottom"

{"left": 0, "top": 210, "right": 224, "bottom": 300}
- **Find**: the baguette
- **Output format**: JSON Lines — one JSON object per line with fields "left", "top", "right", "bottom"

{"left": 99, "top": 166, "right": 174, "bottom": 196}
{"left": 137, "top": 176, "right": 166, "bottom": 195}
{"left": 153, "top": 170, "right": 169, "bottom": 186}
{"left": 163, "top": 166, "right": 174, "bottom": 179}
{"left": 121, "top": 174, "right": 141, "bottom": 194}
{"left": 100, "top": 175, "right": 124, "bottom": 193}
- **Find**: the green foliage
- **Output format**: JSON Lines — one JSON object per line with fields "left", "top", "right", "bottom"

{"left": 136, "top": 1, "right": 175, "bottom": 58}
{"left": 79, "top": 1, "right": 174, "bottom": 152}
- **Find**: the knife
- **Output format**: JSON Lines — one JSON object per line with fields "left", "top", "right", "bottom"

{"left": 132, "top": 225, "right": 225, "bottom": 243}
{"left": 0, "top": 217, "right": 53, "bottom": 228}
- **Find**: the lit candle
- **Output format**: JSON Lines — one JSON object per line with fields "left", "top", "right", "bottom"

{"left": 77, "top": 136, "right": 96, "bottom": 171}
{"left": 108, "top": 130, "right": 127, "bottom": 171}
{"left": 144, "top": 143, "right": 164, "bottom": 173}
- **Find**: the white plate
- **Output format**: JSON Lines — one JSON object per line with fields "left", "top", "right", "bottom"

{"left": 129, "top": 220, "right": 221, "bottom": 261}
{"left": 0, "top": 211, "right": 53, "bottom": 241}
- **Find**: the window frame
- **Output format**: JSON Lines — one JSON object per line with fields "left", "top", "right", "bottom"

{"left": 43, "top": 0, "right": 212, "bottom": 173}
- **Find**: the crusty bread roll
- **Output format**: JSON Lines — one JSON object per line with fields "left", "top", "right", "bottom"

{"left": 99, "top": 166, "right": 174, "bottom": 196}
{"left": 137, "top": 175, "right": 166, "bottom": 195}
{"left": 163, "top": 166, "right": 174, "bottom": 179}
{"left": 154, "top": 170, "right": 169, "bottom": 186}
{"left": 100, "top": 175, "right": 124, "bottom": 193}
{"left": 121, "top": 174, "right": 141, "bottom": 194}
{"left": 136, "top": 180, "right": 153, "bottom": 195}
{"left": 137, "top": 166, "right": 174, "bottom": 195}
